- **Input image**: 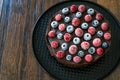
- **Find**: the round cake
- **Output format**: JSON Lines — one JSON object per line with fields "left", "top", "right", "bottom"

{"left": 46, "top": 4, "right": 111, "bottom": 68}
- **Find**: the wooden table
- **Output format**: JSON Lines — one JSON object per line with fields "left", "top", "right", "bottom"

{"left": 0, "top": 0, "right": 120, "bottom": 80}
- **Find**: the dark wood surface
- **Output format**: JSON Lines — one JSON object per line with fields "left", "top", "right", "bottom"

{"left": 0, "top": 0, "right": 120, "bottom": 80}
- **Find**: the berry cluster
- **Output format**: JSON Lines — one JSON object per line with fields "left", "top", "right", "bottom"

{"left": 47, "top": 4, "right": 111, "bottom": 64}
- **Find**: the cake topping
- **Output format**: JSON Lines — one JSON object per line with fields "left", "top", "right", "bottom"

{"left": 97, "top": 31, "right": 103, "bottom": 37}
{"left": 73, "top": 37, "right": 81, "bottom": 44}
{"left": 72, "top": 18, "right": 80, "bottom": 27}
{"left": 64, "top": 33, "right": 72, "bottom": 42}
{"left": 66, "top": 54, "right": 72, "bottom": 61}
{"left": 93, "top": 38, "right": 101, "bottom": 47}
{"left": 96, "top": 47, "right": 104, "bottom": 55}
{"left": 69, "top": 45, "right": 78, "bottom": 54}
{"left": 66, "top": 25, "right": 74, "bottom": 33}
{"left": 51, "top": 41, "right": 59, "bottom": 48}
{"left": 84, "top": 14, "right": 92, "bottom": 22}
{"left": 58, "top": 23, "right": 66, "bottom": 31}
{"left": 84, "top": 33, "right": 92, "bottom": 41}
{"left": 102, "top": 42, "right": 108, "bottom": 48}
{"left": 96, "top": 13, "right": 103, "bottom": 20}
{"left": 55, "top": 14, "right": 62, "bottom": 21}
{"left": 92, "top": 20, "right": 99, "bottom": 27}
{"left": 70, "top": 5, "right": 77, "bottom": 12}
{"left": 56, "top": 51, "right": 65, "bottom": 58}
{"left": 61, "top": 43, "right": 68, "bottom": 51}
{"left": 88, "top": 27, "right": 96, "bottom": 35}
{"left": 57, "top": 33, "right": 63, "bottom": 39}
{"left": 101, "top": 22, "right": 109, "bottom": 31}
{"left": 51, "top": 21, "right": 58, "bottom": 28}
{"left": 78, "top": 5, "right": 86, "bottom": 12}
{"left": 62, "top": 8, "right": 69, "bottom": 14}
{"left": 85, "top": 54, "right": 93, "bottom": 62}
{"left": 75, "top": 28, "right": 83, "bottom": 37}
{"left": 76, "top": 12, "right": 82, "bottom": 18}
{"left": 73, "top": 56, "right": 82, "bottom": 63}
{"left": 81, "top": 22, "right": 89, "bottom": 29}
{"left": 88, "top": 47, "right": 95, "bottom": 54}
{"left": 87, "top": 8, "right": 95, "bottom": 15}
{"left": 64, "top": 16, "right": 71, "bottom": 23}
{"left": 81, "top": 41, "right": 90, "bottom": 50}
{"left": 104, "top": 32, "right": 111, "bottom": 40}
{"left": 48, "top": 30, "right": 56, "bottom": 37}
{"left": 77, "top": 50, "right": 85, "bottom": 57}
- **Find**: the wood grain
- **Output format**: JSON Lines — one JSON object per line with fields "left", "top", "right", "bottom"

{"left": 0, "top": 0, "right": 120, "bottom": 80}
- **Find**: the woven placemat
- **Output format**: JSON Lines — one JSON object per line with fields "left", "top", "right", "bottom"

{"left": 32, "top": 1, "right": 120, "bottom": 80}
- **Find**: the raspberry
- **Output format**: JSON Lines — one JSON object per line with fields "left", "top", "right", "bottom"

{"left": 88, "top": 27, "right": 96, "bottom": 35}
{"left": 72, "top": 18, "right": 80, "bottom": 27}
{"left": 92, "top": 38, "right": 101, "bottom": 47}
{"left": 85, "top": 54, "right": 93, "bottom": 62}
{"left": 101, "top": 22, "right": 109, "bottom": 31}
{"left": 58, "top": 24, "right": 65, "bottom": 31}
{"left": 51, "top": 41, "right": 59, "bottom": 48}
{"left": 55, "top": 14, "right": 62, "bottom": 21}
{"left": 48, "top": 31, "right": 56, "bottom": 37}
{"left": 81, "top": 41, "right": 90, "bottom": 50}
{"left": 84, "top": 15, "right": 92, "bottom": 22}
{"left": 70, "top": 5, "right": 77, "bottom": 12}
{"left": 73, "top": 56, "right": 81, "bottom": 63}
{"left": 75, "top": 28, "right": 83, "bottom": 37}
{"left": 96, "top": 13, "right": 103, "bottom": 20}
{"left": 64, "top": 33, "right": 72, "bottom": 42}
{"left": 78, "top": 5, "right": 86, "bottom": 12}
{"left": 96, "top": 48, "right": 104, "bottom": 55}
{"left": 69, "top": 45, "right": 78, "bottom": 54}
{"left": 56, "top": 51, "right": 65, "bottom": 58}
{"left": 104, "top": 32, "right": 111, "bottom": 40}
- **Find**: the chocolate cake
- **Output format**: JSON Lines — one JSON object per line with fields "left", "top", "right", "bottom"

{"left": 46, "top": 4, "right": 111, "bottom": 68}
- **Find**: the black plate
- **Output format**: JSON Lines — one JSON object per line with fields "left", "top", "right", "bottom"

{"left": 32, "top": 1, "right": 120, "bottom": 80}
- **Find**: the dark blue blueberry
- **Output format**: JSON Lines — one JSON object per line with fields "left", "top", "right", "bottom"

{"left": 102, "top": 42, "right": 108, "bottom": 48}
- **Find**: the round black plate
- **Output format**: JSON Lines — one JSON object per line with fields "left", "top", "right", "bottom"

{"left": 32, "top": 1, "right": 120, "bottom": 80}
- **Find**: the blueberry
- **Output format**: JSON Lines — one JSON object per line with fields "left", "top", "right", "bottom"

{"left": 62, "top": 8, "right": 69, "bottom": 14}
{"left": 73, "top": 37, "right": 80, "bottom": 44}
{"left": 64, "top": 16, "right": 71, "bottom": 23}
{"left": 84, "top": 33, "right": 92, "bottom": 41}
{"left": 51, "top": 21, "right": 58, "bottom": 28}
{"left": 97, "top": 31, "right": 103, "bottom": 37}
{"left": 102, "top": 42, "right": 108, "bottom": 48}
{"left": 57, "top": 33, "right": 63, "bottom": 39}
{"left": 66, "top": 55, "right": 72, "bottom": 61}
{"left": 61, "top": 43, "right": 68, "bottom": 51}
{"left": 76, "top": 12, "right": 82, "bottom": 18}
{"left": 78, "top": 50, "right": 85, "bottom": 57}
{"left": 88, "top": 47, "right": 95, "bottom": 54}
{"left": 66, "top": 25, "right": 74, "bottom": 33}
{"left": 92, "top": 20, "right": 99, "bottom": 27}
{"left": 87, "top": 8, "right": 95, "bottom": 15}
{"left": 81, "top": 22, "right": 88, "bottom": 29}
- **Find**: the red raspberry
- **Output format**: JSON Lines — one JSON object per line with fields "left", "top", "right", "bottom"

{"left": 73, "top": 56, "right": 81, "bottom": 63}
{"left": 104, "top": 32, "right": 111, "bottom": 40}
{"left": 64, "top": 33, "right": 72, "bottom": 42}
{"left": 56, "top": 51, "right": 65, "bottom": 58}
{"left": 48, "top": 31, "right": 56, "bottom": 37}
{"left": 75, "top": 28, "right": 83, "bottom": 37}
{"left": 96, "top": 48, "right": 104, "bottom": 55}
{"left": 70, "top": 5, "right": 77, "bottom": 12}
{"left": 69, "top": 45, "right": 78, "bottom": 55}
{"left": 78, "top": 5, "right": 86, "bottom": 12}
{"left": 92, "top": 38, "right": 101, "bottom": 47}
{"left": 88, "top": 27, "right": 96, "bottom": 35}
{"left": 96, "top": 13, "right": 103, "bottom": 20}
{"left": 58, "top": 23, "right": 65, "bottom": 31}
{"left": 85, "top": 54, "right": 93, "bottom": 62}
{"left": 72, "top": 18, "right": 80, "bottom": 27}
{"left": 84, "top": 15, "right": 92, "bottom": 22}
{"left": 51, "top": 41, "right": 59, "bottom": 48}
{"left": 55, "top": 14, "right": 62, "bottom": 21}
{"left": 101, "top": 22, "right": 109, "bottom": 31}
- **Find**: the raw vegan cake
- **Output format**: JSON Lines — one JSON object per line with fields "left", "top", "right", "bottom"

{"left": 46, "top": 4, "right": 111, "bottom": 68}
